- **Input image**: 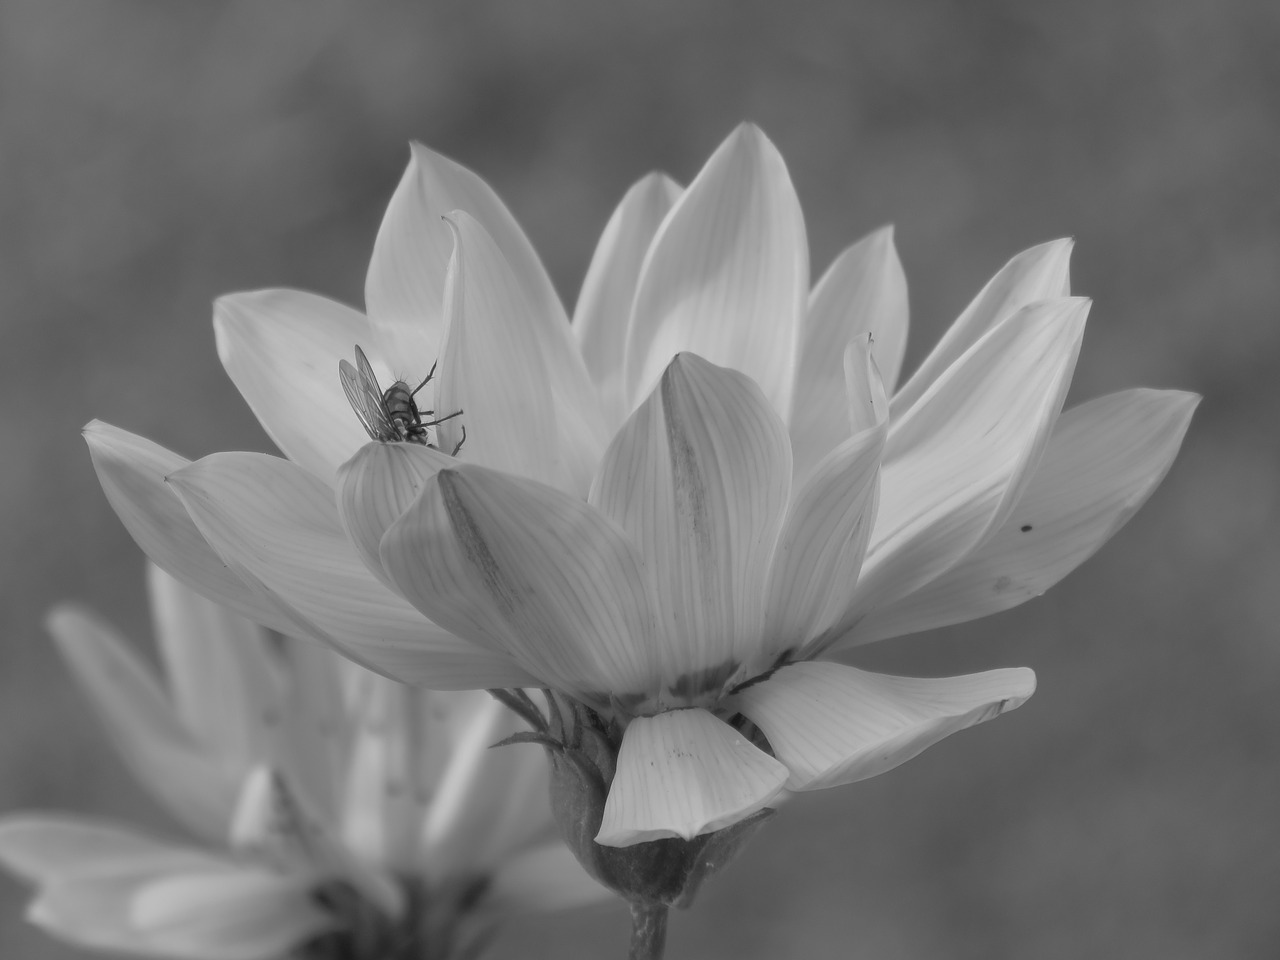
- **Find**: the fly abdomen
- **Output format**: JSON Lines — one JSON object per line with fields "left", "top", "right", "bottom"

{"left": 382, "top": 383, "right": 421, "bottom": 424}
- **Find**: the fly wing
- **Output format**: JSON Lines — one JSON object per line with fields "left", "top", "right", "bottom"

{"left": 353, "top": 345, "right": 383, "bottom": 398}
{"left": 340, "top": 347, "right": 395, "bottom": 441}
{"left": 339, "top": 359, "right": 381, "bottom": 439}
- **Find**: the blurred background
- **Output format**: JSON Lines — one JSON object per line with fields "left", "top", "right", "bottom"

{"left": 1, "top": 0, "right": 1277, "bottom": 957}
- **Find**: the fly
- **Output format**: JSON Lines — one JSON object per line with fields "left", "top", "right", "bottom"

{"left": 339, "top": 345, "right": 465, "bottom": 453}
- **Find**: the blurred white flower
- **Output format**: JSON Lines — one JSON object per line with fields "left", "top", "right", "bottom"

{"left": 0, "top": 565, "right": 607, "bottom": 960}
{"left": 84, "top": 123, "right": 1196, "bottom": 853}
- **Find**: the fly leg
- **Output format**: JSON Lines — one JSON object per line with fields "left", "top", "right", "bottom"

{"left": 421, "top": 408, "right": 463, "bottom": 428}
{"left": 410, "top": 361, "right": 439, "bottom": 397}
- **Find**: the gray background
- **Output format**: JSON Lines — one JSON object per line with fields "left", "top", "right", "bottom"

{"left": 1, "top": 1, "right": 1277, "bottom": 958}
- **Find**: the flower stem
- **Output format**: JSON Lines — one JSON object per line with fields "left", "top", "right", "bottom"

{"left": 628, "top": 901, "right": 668, "bottom": 960}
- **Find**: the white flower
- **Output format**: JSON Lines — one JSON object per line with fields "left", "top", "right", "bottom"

{"left": 85, "top": 124, "right": 1196, "bottom": 851}
{"left": 0, "top": 565, "right": 607, "bottom": 959}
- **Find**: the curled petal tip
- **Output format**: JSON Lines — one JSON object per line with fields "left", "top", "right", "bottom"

{"left": 440, "top": 210, "right": 475, "bottom": 247}
{"left": 81, "top": 420, "right": 123, "bottom": 446}
{"left": 1008, "top": 666, "right": 1037, "bottom": 700}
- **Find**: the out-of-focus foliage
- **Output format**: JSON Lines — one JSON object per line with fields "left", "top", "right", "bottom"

{"left": 0, "top": 1, "right": 1275, "bottom": 958}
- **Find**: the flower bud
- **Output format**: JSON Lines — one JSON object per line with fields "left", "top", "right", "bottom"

{"left": 540, "top": 701, "right": 774, "bottom": 909}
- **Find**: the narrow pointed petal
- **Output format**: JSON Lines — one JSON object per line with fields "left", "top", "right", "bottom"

{"left": 433, "top": 214, "right": 565, "bottom": 487}
{"left": 485, "top": 843, "right": 611, "bottom": 914}
{"left": 421, "top": 697, "right": 551, "bottom": 878}
{"left": 764, "top": 343, "right": 887, "bottom": 658}
{"left": 381, "top": 465, "right": 657, "bottom": 699}
{"left": 365, "top": 142, "right": 570, "bottom": 382}
{"left": 624, "top": 124, "right": 808, "bottom": 418}
{"left": 336, "top": 687, "right": 401, "bottom": 868}
{"left": 573, "top": 172, "right": 683, "bottom": 426}
{"left": 335, "top": 441, "right": 455, "bottom": 585}
{"left": 131, "top": 868, "right": 332, "bottom": 960}
{"left": 844, "top": 389, "right": 1199, "bottom": 646}
{"left": 590, "top": 353, "right": 791, "bottom": 698}
{"left": 47, "top": 607, "right": 241, "bottom": 842}
{"left": 84, "top": 422, "right": 299, "bottom": 637}
{"left": 213, "top": 290, "right": 378, "bottom": 481}
{"left": 790, "top": 226, "right": 907, "bottom": 481}
{"left": 167, "top": 452, "right": 538, "bottom": 689}
{"left": 228, "top": 767, "right": 298, "bottom": 860}
{"left": 830, "top": 299, "right": 1087, "bottom": 637}
{"left": 733, "top": 660, "right": 1035, "bottom": 790}
{"left": 0, "top": 817, "right": 198, "bottom": 884}
{"left": 892, "top": 239, "right": 1073, "bottom": 415}
{"left": 339, "top": 678, "right": 442, "bottom": 873}
{"left": 148, "top": 564, "right": 283, "bottom": 768}
{"left": 596, "top": 708, "right": 788, "bottom": 846}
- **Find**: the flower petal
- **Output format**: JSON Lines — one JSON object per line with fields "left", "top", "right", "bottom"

{"left": 891, "top": 239, "right": 1073, "bottom": 416}
{"left": 338, "top": 680, "right": 421, "bottom": 870}
{"left": 432, "top": 213, "right": 565, "bottom": 488}
{"left": 365, "top": 142, "right": 569, "bottom": 382}
{"left": 336, "top": 680, "right": 470, "bottom": 895}
{"left": 147, "top": 564, "right": 283, "bottom": 769}
{"left": 790, "top": 226, "right": 907, "bottom": 481}
{"left": 421, "top": 696, "right": 551, "bottom": 878}
{"left": 366, "top": 150, "right": 608, "bottom": 490}
{"left": 764, "top": 341, "right": 887, "bottom": 659}
{"left": 28, "top": 875, "right": 164, "bottom": 956}
{"left": 335, "top": 441, "right": 455, "bottom": 586}
{"left": 624, "top": 123, "right": 808, "bottom": 418}
{"left": 844, "top": 389, "right": 1200, "bottom": 646}
{"left": 131, "top": 867, "right": 332, "bottom": 960}
{"left": 47, "top": 605, "right": 242, "bottom": 842}
{"left": 0, "top": 816, "right": 203, "bottom": 884}
{"left": 590, "top": 353, "right": 792, "bottom": 701}
{"left": 733, "top": 660, "right": 1035, "bottom": 790}
{"left": 83, "top": 421, "right": 299, "bottom": 637}
{"left": 272, "top": 639, "right": 350, "bottom": 823}
{"left": 485, "top": 842, "right": 612, "bottom": 914}
{"left": 167, "top": 451, "right": 537, "bottom": 689}
{"left": 828, "top": 298, "right": 1087, "bottom": 638}
{"left": 213, "top": 289, "right": 377, "bottom": 481}
{"left": 27, "top": 854, "right": 241, "bottom": 958}
{"left": 381, "top": 465, "right": 657, "bottom": 700}
{"left": 573, "top": 172, "right": 683, "bottom": 427}
{"left": 596, "top": 708, "right": 788, "bottom": 846}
